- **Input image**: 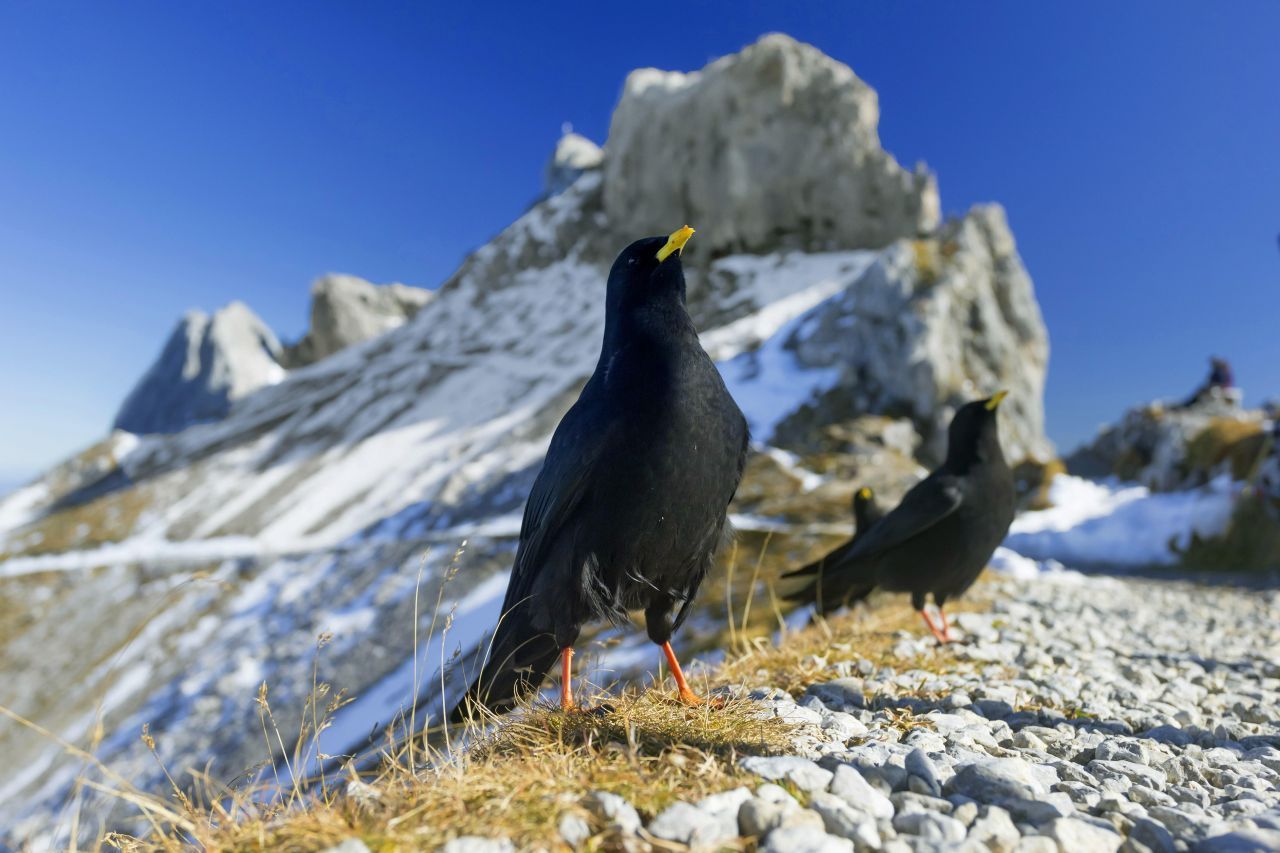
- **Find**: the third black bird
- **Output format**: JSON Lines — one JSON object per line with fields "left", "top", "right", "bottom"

{"left": 850, "top": 486, "right": 883, "bottom": 542}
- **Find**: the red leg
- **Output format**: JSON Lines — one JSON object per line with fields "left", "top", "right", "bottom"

{"left": 939, "top": 607, "right": 955, "bottom": 643}
{"left": 661, "top": 641, "right": 705, "bottom": 706}
{"left": 919, "top": 609, "right": 949, "bottom": 645}
{"left": 560, "top": 646, "right": 576, "bottom": 712}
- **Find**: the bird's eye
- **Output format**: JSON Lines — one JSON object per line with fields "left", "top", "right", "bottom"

{"left": 628, "top": 258, "right": 637, "bottom": 266}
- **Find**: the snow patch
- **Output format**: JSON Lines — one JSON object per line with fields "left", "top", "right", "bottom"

{"left": 1005, "top": 474, "right": 1238, "bottom": 568}
{"left": 710, "top": 252, "right": 876, "bottom": 441}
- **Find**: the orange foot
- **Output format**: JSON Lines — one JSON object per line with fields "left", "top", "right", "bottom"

{"left": 677, "top": 688, "right": 728, "bottom": 708}
{"left": 661, "top": 641, "right": 727, "bottom": 708}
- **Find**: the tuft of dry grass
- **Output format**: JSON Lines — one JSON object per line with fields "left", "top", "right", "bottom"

{"left": 911, "top": 239, "right": 940, "bottom": 285}
{"left": 1176, "top": 491, "right": 1280, "bottom": 573}
{"left": 95, "top": 692, "right": 802, "bottom": 851}
{"left": 715, "top": 585, "right": 988, "bottom": 697}
{"left": 1184, "top": 418, "right": 1267, "bottom": 483}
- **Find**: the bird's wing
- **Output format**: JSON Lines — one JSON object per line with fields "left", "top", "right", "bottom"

{"left": 499, "top": 390, "right": 618, "bottom": 614}
{"left": 783, "top": 536, "right": 862, "bottom": 580}
{"left": 843, "top": 474, "right": 964, "bottom": 563}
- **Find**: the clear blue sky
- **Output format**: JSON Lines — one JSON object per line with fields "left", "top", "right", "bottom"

{"left": 2, "top": 2, "right": 1278, "bottom": 486}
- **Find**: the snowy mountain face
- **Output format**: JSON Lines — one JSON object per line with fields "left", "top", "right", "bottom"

{"left": 0, "top": 34, "right": 1052, "bottom": 844}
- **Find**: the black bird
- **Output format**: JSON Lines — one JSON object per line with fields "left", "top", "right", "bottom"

{"left": 785, "top": 393, "right": 1015, "bottom": 643}
{"left": 453, "top": 226, "right": 749, "bottom": 719}
{"left": 850, "top": 486, "right": 884, "bottom": 541}
{"left": 781, "top": 485, "right": 881, "bottom": 620}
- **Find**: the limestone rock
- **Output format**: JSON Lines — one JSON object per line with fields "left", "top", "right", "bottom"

{"left": 1067, "top": 397, "right": 1268, "bottom": 491}
{"left": 543, "top": 131, "right": 604, "bottom": 197}
{"left": 766, "top": 204, "right": 1051, "bottom": 464}
{"left": 586, "top": 791, "right": 641, "bottom": 835}
{"left": 603, "top": 33, "right": 938, "bottom": 262}
{"left": 284, "top": 274, "right": 433, "bottom": 367}
{"left": 740, "top": 755, "right": 835, "bottom": 792}
{"left": 113, "top": 301, "right": 284, "bottom": 435}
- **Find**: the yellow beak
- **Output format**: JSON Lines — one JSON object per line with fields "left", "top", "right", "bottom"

{"left": 655, "top": 225, "right": 695, "bottom": 262}
{"left": 857, "top": 487, "right": 873, "bottom": 500}
{"left": 985, "top": 390, "right": 1009, "bottom": 411}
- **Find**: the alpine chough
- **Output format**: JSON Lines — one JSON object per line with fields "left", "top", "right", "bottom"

{"left": 453, "top": 225, "right": 749, "bottom": 719}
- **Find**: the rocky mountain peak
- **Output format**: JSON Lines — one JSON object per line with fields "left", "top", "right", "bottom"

{"left": 113, "top": 300, "right": 284, "bottom": 435}
{"left": 543, "top": 130, "right": 604, "bottom": 197}
{"left": 603, "top": 33, "right": 939, "bottom": 260}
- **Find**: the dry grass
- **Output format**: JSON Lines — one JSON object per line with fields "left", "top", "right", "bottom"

{"left": 716, "top": 587, "right": 988, "bottom": 697}
{"left": 85, "top": 570, "right": 994, "bottom": 852}
{"left": 102, "top": 695, "right": 795, "bottom": 852}
{"left": 1184, "top": 418, "right": 1268, "bottom": 483}
{"left": 5, "top": 483, "right": 151, "bottom": 558}
{"left": 1176, "top": 491, "right": 1280, "bottom": 573}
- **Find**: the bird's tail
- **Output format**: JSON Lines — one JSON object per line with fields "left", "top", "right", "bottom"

{"left": 449, "top": 608, "right": 560, "bottom": 725}
{"left": 783, "top": 554, "right": 876, "bottom": 616}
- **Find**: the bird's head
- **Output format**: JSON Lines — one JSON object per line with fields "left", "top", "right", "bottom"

{"left": 851, "top": 486, "right": 879, "bottom": 528}
{"left": 945, "top": 391, "right": 1008, "bottom": 468}
{"left": 852, "top": 486, "right": 875, "bottom": 515}
{"left": 605, "top": 225, "right": 695, "bottom": 316}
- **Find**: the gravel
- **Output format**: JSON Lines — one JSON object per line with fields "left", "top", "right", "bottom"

{"left": 829, "top": 763, "right": 896, "bottom": 819}
{"left": 738, "top": 755, "right": 835, "bottom": 792}
{"left": 585, "top": 790, "right": 641, "bottom": 835}
{"left": 497, "top": 572, "right": 1280, "bottom": 849}
{"left": 556, "top": 812, "right": 590, "bottom": 849}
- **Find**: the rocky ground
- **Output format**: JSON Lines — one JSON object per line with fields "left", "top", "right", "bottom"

{"left": 436, "top": 572, "right": 1280, "bottom": 852}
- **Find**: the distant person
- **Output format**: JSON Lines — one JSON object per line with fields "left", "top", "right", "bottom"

{"left": 1177, "top": 356, "right": 1234, "bottom": 409}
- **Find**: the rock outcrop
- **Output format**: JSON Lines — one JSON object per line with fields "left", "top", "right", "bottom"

{"left": 283, "top": 274, "right": 434, "bottom": 367}
{"left": 748, "top": 204, "right": 1051, "bottom": 464}
{"left": 602, "top": 34, "right": 939, "bottom": 261}
{"left": 1065, "top": 394, "right": 1279, "bottom": 571}
{"left": 543, "top": 131, "right": 604, "bottom": 197}
{"left": 115, "top": 275, "right": 434, "bottom": 436}
{"left": 1066, "top": 392, "right": 1269, "bottom": 491}
{"left": 113, "top": 302, "right": 284, "bottom": 435}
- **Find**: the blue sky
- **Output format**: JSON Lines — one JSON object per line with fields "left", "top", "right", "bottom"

{"left": 1, "top": 2, "right": 1277, "bottom": 486}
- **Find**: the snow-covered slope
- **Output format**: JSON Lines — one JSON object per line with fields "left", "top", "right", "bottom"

{"left": 1006, "top": 474, "right": 1239, "bottom": 568}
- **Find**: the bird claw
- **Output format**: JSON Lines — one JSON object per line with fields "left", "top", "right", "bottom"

{"left": 672, "top": 689, "right": 726, "bottom": 709}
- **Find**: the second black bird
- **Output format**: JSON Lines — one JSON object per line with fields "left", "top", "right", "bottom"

{"left": 453, "top": 225, "right": 749, "bottom": 720}
{"left": 785, "top": 394, "right": 1015, "bottom": 643}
